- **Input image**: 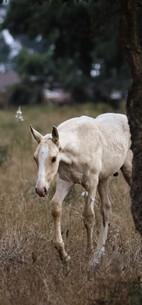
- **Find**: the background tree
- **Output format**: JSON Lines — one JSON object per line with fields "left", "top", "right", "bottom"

{"left": 119, "top": 0, "right": 142, "bottom": 235}
{"left": 0, "top": 33, "right": 10, "bottom": 70}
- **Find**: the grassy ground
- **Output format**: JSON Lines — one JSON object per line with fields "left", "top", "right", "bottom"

{"left": 0, "top": 103, "right": 142, "bottom": 305}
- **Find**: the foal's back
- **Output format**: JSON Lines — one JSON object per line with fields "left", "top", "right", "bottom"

{"left": 58, "top": 113, "right": 130, "bottom": 154}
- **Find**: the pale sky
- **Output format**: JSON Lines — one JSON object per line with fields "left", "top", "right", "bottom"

{"left": 2, "top": 29, "right": 22, "bottom": 58}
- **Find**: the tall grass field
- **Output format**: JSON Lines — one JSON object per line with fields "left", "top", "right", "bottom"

{"left": 0, "top": 103, "right": 142, "bottom": 305}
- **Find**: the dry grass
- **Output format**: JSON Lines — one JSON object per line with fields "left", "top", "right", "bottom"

{"left": 0, "top": 103, "right": 142, "bottom": 305}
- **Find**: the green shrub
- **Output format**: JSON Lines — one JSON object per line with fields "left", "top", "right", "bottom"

{"left": 9, "top": 83, "right": 32, "bottom": 106}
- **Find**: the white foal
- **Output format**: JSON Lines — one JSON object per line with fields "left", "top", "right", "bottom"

{"left": 30, "top": 113, "right": 132, "bottom": 263}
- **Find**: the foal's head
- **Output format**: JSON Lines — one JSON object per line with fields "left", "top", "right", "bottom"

{"left": 30, "top": 125, "right": 60, "bottom": 197}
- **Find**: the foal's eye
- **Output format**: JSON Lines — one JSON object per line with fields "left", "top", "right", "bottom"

{"left": 52, "top": 157, "right": 56, "bottom": 163}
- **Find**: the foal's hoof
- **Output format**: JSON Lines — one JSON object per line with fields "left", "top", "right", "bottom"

{"left": 64, "top": 254, "right": 71, "bottom": 263}
{"left": 90, "top": 246, "right": 105, "bottom": 266}
{"left": 86, "top": 248, "right": 93, "bottom": 259}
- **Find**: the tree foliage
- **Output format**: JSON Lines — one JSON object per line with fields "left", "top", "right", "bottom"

{"left": 1, "top": 0, "right": 131, "bottom": 103}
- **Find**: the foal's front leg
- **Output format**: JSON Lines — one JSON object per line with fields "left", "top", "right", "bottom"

{"left": 51, "top": 176, "right": 72, "bottom": 262}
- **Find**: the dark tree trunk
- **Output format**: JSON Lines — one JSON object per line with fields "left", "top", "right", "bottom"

{"left": 119, "top": 0, "right": 142, "bottom": 235}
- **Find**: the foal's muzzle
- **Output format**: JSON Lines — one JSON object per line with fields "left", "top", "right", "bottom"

{"left": 35, "top": 187, "right": 48, "bottom": 197}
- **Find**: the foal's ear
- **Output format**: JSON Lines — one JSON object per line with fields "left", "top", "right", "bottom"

{"left": 52, "top": 125, "right": 59, "bottom": 143}
{"left": 29, "top": 125, "right": 43, "bottom": 143}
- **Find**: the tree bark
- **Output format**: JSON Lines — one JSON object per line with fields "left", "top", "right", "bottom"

{"left": 119, "top": 0, "right": 142, "bottom": 235}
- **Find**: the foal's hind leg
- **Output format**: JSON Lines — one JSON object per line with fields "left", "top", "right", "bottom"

{"left": 93, "top": 178, "right": 112, "bottom": 263}
{"left": 83, "top": 176, "right": 98, "bottom": 253}
{"left": 121, "top": 149, "right": 132, "bottom": 186}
